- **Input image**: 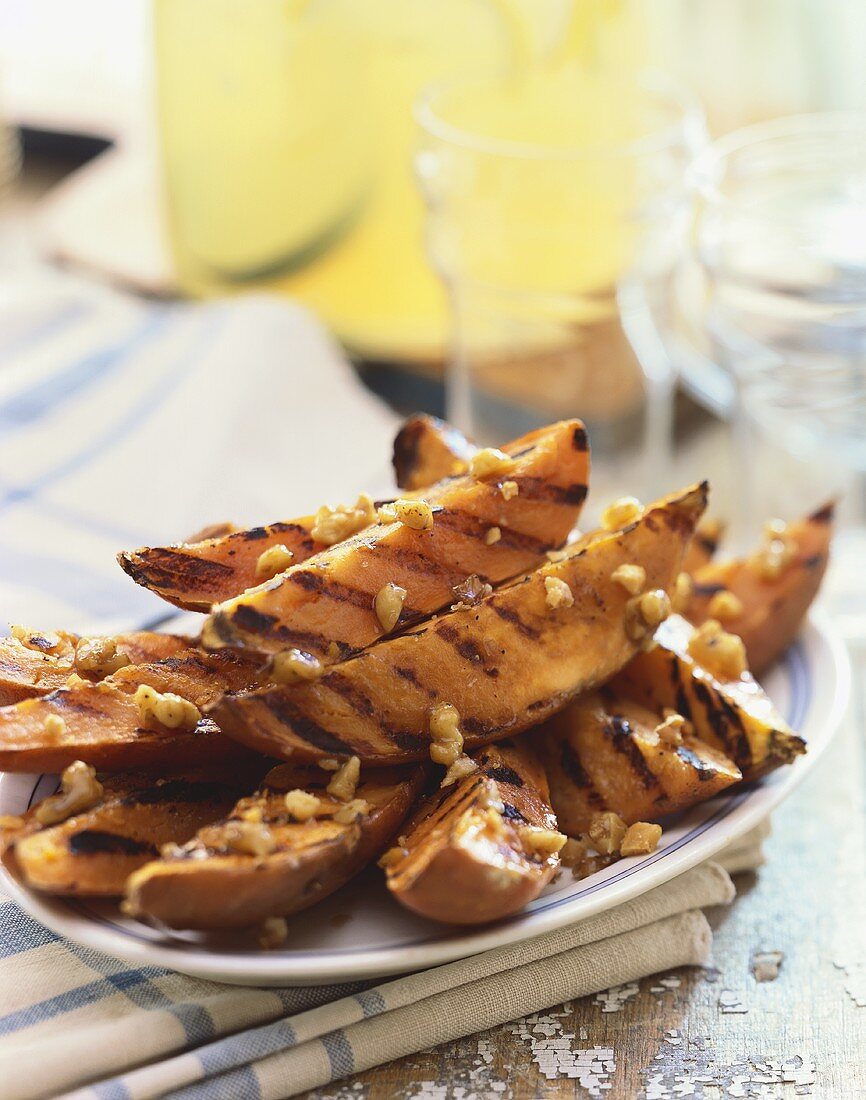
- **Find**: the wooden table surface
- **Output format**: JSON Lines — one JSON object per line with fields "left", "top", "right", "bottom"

{"left": 305, "top": 649, "right": 866, "bottom": 1100}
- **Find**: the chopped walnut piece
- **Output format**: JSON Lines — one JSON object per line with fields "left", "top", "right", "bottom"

{"left": 42, "top": 713, "right": 66, "bottom": 740}
{"left": 318, "top": 758, "right": 340, "bottom": 772}
{"left": 451, "top": 574, "right": 493, "bottom": 611}
{"left": 327, "top": 756, "right": 360, "bottom": 801}
{"left": 255, "top": 543, "right": 295, "bottom": 579}
{"left": 621, "top": 821, "right": 662, "bottom": 856}
{"left": 311, "top": 493, "right": 376, "bottom": 545}
{"left": 601, "top": 496, "right": 643, "bottom": 531}
{"left": 749, "top": 518, "right": 797, "bottom": 581}
{"left": 520, "top": 826, "right": 567, "bottom": 856}
{"left": 469, "top": 447, "right": 514, "bottom": 480}
{"left": 588, "top": 811, "right": 627, "bottom": 856}
{"left": 257, "top": 916, "right": 288, "bottom": 949}
{"left": 655, "top": 712, "right": 688, "bottom": 745}
{"left": 392, "top": 498, "right": 434, "bottom": 531}
{"left": 222, "top": 820, "right": 276, "bottom": 858}
{"left": 270, "top": 648, "right": 323, "bottom": 684}
{"left": 378, "top": 845, "right": 406, "bottom": 869}
{"left": 240, "top": 805, "right": 264, "bottom": 824}
{"left": 441, "top": 754, "right": 479, "bottom": 787}
{"left": 429, "top": 702, "right": 464, "bottom": 766}
{"left": 544, "top": 576, "right": 574, "bottom": 610}
{"left": 707, "top": 589, "right": 745, "bottom": 622}
{"left": 74, "top": 636, "right": 131, "bottom": 676}
{"left": 559, "top": 836, "right": 611, "bottom": 879}
{"left": 35, "top": 761, "right": 104, "bottom": 826}
{"left": 500, "top": 480, "right": 519, "bottom": 501}
{"left": 625, "top": 588, "right": 672, "bottom": 641}
{"left": 484, "top": 526, "right": 501, "bottom": 545}
{"left": 134, "top": 685, "right": 201, "bottom": 730}
{"left": 10, "top": 625, "right": 63, "bottom": 652}
{"left": 284, "top": 789, "right": 320, "bottom": 822}
{"left": 611, "top": 563, "right": 646, "bottom": 596}
{"left": 374, "top": 582, "right": 407, "bottom": 633}
{"left": 333, "top": 798, "right": 369, "bottom": 824}
{"left": 65, "top": 672, "right": 88, "bottom": 689}
{"left": 687, "top": 619, "right": 748, "bottom": 680}
{"left": 673, "top": 571, "right": 694, "bottom": 613}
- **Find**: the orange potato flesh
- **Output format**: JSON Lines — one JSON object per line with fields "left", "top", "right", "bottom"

{"left": 685, "top": 504, "right": 832, "bottom": 675}
{"left": 392, "top": 414, "right": 476, "bottom": 491}
{"left": 118, "top": 518, "right": 321, "bottom": 613}
{"left": 124, "top": 764, "right": 424, "bottom": 929}
{"left": 204, "top": 420, "right": 590, "bottom": 661}
{"left": 682, "top": 518, "right": 726, "bottom": 576}
{"left": 540, "top": 691, "right": 741, "bottom": 837}
{"left": 386, "top": 741, "right": 560, "bottom": 925}
{"left": 210, "top": 483, "right": 707, "bottom": 765}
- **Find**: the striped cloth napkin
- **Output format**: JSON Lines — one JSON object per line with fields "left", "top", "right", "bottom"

{"left": 0, "top": 272, "right": 765, "bottom": 1099}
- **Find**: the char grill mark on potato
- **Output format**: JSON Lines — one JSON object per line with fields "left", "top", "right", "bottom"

{"left": 0, "top": 645, "right": 263, "bottom": 773}
{"left": 203, "top": 420, "right": 591, "bottom": 661}
{"left": 123, "top": 765, "right": 425, "bottom": 930}
{"left": 118, "top": 519, "right": 320, "bottom": 613}
{"left": 210, "top": 483, "right": 707, "bottom": 765}
{"left": 539, "top": 691, "right": 742, "bottom": 836}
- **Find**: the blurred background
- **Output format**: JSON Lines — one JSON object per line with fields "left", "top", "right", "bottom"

{"left": 2, "top": 0, "right": 866, "bottom": 628}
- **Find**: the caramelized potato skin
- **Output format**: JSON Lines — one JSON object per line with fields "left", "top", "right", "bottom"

{"left": 211, "top": 484, "right": 707, "bottom": 765}
{"left": 392, "top": 414, "right": 476, "bottom": 490}
{"left": 386, "top": 741, "right": 560, "bottom": 925}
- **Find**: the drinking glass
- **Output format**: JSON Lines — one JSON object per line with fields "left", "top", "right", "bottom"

{"left": 415, "top": 71, "right": 706, "bottom": 511}
{"left": 669, "top": 113, "right": 866, "bottom": 634}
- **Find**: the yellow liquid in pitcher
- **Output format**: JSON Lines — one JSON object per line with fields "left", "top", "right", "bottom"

{"left": 155, "top": 0, "right": 647, "bottom": 361}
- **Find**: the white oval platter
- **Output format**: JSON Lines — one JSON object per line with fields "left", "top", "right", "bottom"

{"left": 0, "top": 613, "right": 849, "bottom": 986}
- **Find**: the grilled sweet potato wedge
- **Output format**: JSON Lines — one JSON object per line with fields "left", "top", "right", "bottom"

{"left": 0, "top": 647, "right": 262, "bottom": 772}
{"left": 540, "top": 691, "right": 742, "bottom": 837}
{"left": 682, "top": 518, "right": 726, "bottom": 576}
{"left": 392, "top": 414, "right": 476, "bottom": 490}
{"left": 118, "top": 518, "right": 323, "bottom": 612}
{"left": 0, "top": 629, "right": 191, "bottom": 706}
{"left": 124, "top": 762, "right": 424, "bottom": 929}
{"left": 613, "top": 614, "right": 805, "bottom": 780}
{"left": 385, "top": 741, "right": 562, "bottom": 925}
{"left": 211, "top": 483, "right": 707, "bottom": 765}
{"left": 1, "top": 768, "right": 262, "bottom": 895}
{"left": 685, "top": 504, "right": 832, "bottom": 675}
{"left": 204, "top": 420, "right": 591, "bottom": 660}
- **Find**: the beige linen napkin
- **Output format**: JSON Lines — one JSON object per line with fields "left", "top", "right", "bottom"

{"left": 0, "top": 827, "right": 766, "bottom": 1100}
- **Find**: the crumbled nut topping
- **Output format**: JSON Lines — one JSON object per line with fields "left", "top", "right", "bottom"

{"left": 429, "top": 702, "right": 464, "bottom": 766}
{"left": 257, "top": 916, "right": 288, "bottom": 949}
{"left": 611, "top": 563, "right": 646, "bottom": 596}
{"left": 255, "top": 543, "right": 295, "bottom": 579}
{"left": 240, "top": 805, "right": 264, "bottom": 824}
{"left": 377, "top": 502, "right": 397, "bottom": 523}
{"left": 135, "top": 685, "right": 201, "bottom": 730}
{"left": 484, "top": 526, "right": 501, "bottom": 545}
{"left": 544, "top": 576, "right": 574, "bottom": 610}
{"left": 707, "top": 589, "right": 745, "bottom": 622}
{"left": 10, "top": 625, "right": 63, "bottom": 652}
{"left": 74, "top": 636, "right": 131, "bottom": 676}
{"left": 65, "top": 672, "right": 88, "bottom": 689}
{"left": 311, "top": 493, "right": 375, "bottom": 545}
{"left": 621, "top": 821, "right": 662, "bottom": 856}
{"left": 327, "top": 756, "right": 360, "bottom": 801}
{"left": 392, "top": 498, "right": 434, "bottom": 531}
{"left": 0, "top": 814, "right": 25, "bottom": 831}
{"left": 588, "top": 811, "right": 628, "bottom": 856}
{"left": 687, "top": 619, "right": 748, "bottom": 680}
{"left": 673, "top": 571, "right": 694, "bottom": 613}
{"left": 546, "top": 547, "right": 570, "bottom": 563}
{"left": 42, "top": 713, "right": 66, "bottom": 740}
{"left": 333, "top": 797, "right": 369, "bottom": 824}
{"left": 500, "top": 480, "right": 519, "bottom": 501}
{"left": 318, "top": 758, "right": 340, "bottom": 771}
{"left": 441, "top": 754, "right": 479, "bottom": 787}
{"left": 374, "top": 582, "right": 407, "bottom": 633}
{"left": 35, "top": 761, "right": 104, "bottom": 826}
{"left": 600, "top": 496, "right": 644, "bottom": 531}
{"left": 625, "top": 588, "right": 671, "bottom": 641}
{"left": 284, "top": 789, "right": 320, "bottom": 822}
{"left": 749, "top": 518, "right": 796, "bottom": 581}
{"left": 378, "top": 845, "right": 406, "bottom": 869}
{"left": 520, "top": 826, "right": 567, "bottom": 856}
{"left": 451, "top": 574, "right": 493, "bottom": 611}
{"left": 469, "top": 447, "right": 515, "bottom": 480}
{"left": 559, "top": 836, "right": 604, "bottom": 877}
{"left": 326, "top": 641, "right": 343, "bottom": 661}
{"left": 221, "top": 820, "right": 276, "bottom": 858}
{"left": 655, "top": 712, "right": 688, "bottom": 745}
{"left": 270, "top": 648, "right": 323, "bottom": 684}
